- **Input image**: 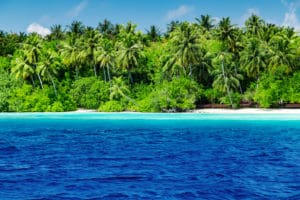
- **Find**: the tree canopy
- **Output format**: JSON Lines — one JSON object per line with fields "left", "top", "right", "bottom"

{"left": 1, "top": 14, "right": 300, "bottom": 112}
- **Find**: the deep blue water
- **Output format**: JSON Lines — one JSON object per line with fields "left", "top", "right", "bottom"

{"left": 0, "top": 113, "right": 299, "bottom": 199}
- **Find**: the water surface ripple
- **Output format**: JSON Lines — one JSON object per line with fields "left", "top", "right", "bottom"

{"left": 0, "top": 113, "right": 299, "bottom": 199}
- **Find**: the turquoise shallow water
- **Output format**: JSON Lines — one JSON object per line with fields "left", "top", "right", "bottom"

{"left": 0, "top": 113, "right": 299, "bottom": 199}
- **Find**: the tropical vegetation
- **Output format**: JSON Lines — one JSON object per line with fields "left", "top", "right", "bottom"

{"left": 1, "top": 15, "right": 300, "bottom": 112}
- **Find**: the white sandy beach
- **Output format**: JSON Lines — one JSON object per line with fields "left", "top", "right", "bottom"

{"left": 73, "top": 108, "right": 300, "bottom": 114}
{"left": 192, "top": 108, "right": 300, "bottom": 114}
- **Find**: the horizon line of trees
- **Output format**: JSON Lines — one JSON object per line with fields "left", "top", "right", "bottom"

{"left": 1, "top": 14, "right": 300, "bottom": 112}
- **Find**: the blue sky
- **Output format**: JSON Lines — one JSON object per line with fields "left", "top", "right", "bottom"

{"left": 0, "top": 0, "right": 299, "bottom": 35}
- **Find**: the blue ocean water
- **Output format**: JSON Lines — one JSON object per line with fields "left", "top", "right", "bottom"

{"left": 0, "top": 113, "right": 299, "bottom": 199}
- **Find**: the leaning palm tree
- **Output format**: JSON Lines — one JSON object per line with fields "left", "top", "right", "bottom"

{"left": 166, "top": 22, "right": 201, "bottom": 77}
{"left": 11, "top": 51, "right": 35, "bottom": 86}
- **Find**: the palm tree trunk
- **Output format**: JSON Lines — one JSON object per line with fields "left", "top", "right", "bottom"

{"left": 37, "top": 74, "right": 43, "bottom": 89}
{"left": 234, "top": 65, "right": 243, "bottom": 94}
{"left": 107, "top": 66, "right": 112, "bottom": 93}
{"left": 221, "top": 59, "right": 233, "bottom": 107}
{"left": 30, "top": 75, "right": 35, "bottom": 87}
{"left": 48, "top": 72, "right": 57, "bottom": 96}
{"left": 93, "top": 64, "right": 97, "bottom": 77}
{"left": 221, "top": 60, "right": 225, "bottom": 78}
{"left": 227, "top": 86, "right": 233, "bottom": 107}
{"left": 103, "top": 67, "right": 107, "bottom": 82}
{"left": 75, "top": 65, "right": 79, "bottom": 80}
{"left": 189, "top": 65, "right": 192, "bottom": 78}
{"left": 128, "top": 70, "right": 133, "bottom": 84}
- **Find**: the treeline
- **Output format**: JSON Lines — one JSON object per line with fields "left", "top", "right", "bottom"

{"left": 1, "top": 15, "right": 300, "bottom": 112}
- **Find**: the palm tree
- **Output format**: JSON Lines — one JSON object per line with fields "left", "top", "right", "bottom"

{"left": 216, "top": 17, "right": 237, "bottom": 48}
{"left": 193, "top": 47, "right": 212, "bottom": 84}
{"left": 49, "top": 24, "right": 64, "bottom": 40}
{"left": 212, "top": 52, "right": 243, "bottom": 107}
{"left": 96, "top": 40, "right": 115, "bottom": 85}
{"left": 60, "top": 38, "right": 85, "bottom": 80}
{"left": 67, "top": 21, "right": 85, "bottom": 43}
{"left": 37, "top": 50, "right": 60, "bottom": 96}
{"left": 240, "top": 38, "right": 267, "bottom": 82}
{"left": 195, "top": 14, "right": 215, "bottom": 31}
{"left": 82, "top": 29, "right": 101, "bottom": 77}
{"left": 267, "top": 34, "right": 296, "bottom": 74}
{"left": 146, "top": 25, "right": 161, "bottom": 42}
{"left": 166, "top": 22, "right": 201, "bottom": 77}
{"left": 22, "top": 34, "right": 44, "bottom": 88}
{"left": 97, "top": 19, "right": 114, "bottom": 36}
{"left": 117, "top": 43, "right": 143, "bottom": 84}
{"left": 166, "top": 21, "right": 181, "bottom": 37}
{"left": 110, "top": 77, "right": 130, "bottom": 101}
{"left": 11, "top": 51, "right": 35, "bottom": 86}
{"left": 245, "top": 14, "right": 265, "bottom": 38}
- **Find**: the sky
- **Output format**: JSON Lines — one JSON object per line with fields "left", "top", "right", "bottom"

{"left": 0, "top": 0, "right": 300, "bottom": 36}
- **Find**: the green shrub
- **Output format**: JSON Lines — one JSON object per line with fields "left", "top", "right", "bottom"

{"left": 98, "top": 100, "right": 125, "bottom": 112}
{"left": 70, "top": 77, "right": 110, "bottom": 109}
{"left": 50, "top": 101, "right": 64, "bottom": 112}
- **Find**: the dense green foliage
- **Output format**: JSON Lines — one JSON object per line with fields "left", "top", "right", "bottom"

{"left": 1, "top": 15, "right": 300, "bottom": 112}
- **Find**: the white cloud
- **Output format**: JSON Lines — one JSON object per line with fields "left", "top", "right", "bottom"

{"left": 165, "top": 5, "right": 194, "bottom": 21}
{"left": 282, "top": 1, "right": 300, "bottom": 30}
{"left": 67, "top": 0, "right": 87, "bottom": 18}
{"left": 240, "top": 8, "right": 260, "bottom": 26}
{"left": 26, "top": 23, "right": 51, "bottom": 37}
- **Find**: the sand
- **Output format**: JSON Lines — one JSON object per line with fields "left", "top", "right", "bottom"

{"left": 192, "top": 108, "right": 300, "bottom": 114}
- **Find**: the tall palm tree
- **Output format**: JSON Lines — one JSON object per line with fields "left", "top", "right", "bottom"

{"left": 117, "top": 42, "right": 143, "bottom": 84}
{"left": 195, "top": 14, "right": 215, "bottom": 31}
{"left": 267, "top": 34, "right": 296, "bottom": 74}
{"left": 96, "top": 40, "right": 115, "bottom": 85}
{"left": 216, "top": 17, "right": 237, "bottom": 48}
{"left": 37, "top": 50, "right": 60, "bottom": 96}
{"left": 240, "top": 38, "right": 267, "bottom": 82}
{"left": 245, "top": 14, "right": 265, "bottom": 38}
{"left": 67, "top": 21, "right": 85, "bottom": 43}
{"left": 60, "top": 38, "right": 85, "bottom": 80}
{"left": 82, "top": 29, "right": 101, "bottom": 77}
{"left": 22, "top": 34, "right": 44, "bottom": 88}
{"left": 212, "top": 52, "right": 243, "bottom": 107}
{"left": 166, "top": 21, "right": 181, "bottom": 36}
{"left": 49, "top": 24, "right": 64, "bottom": 40}
{"left": 146, "top": 25, "right": 161, "bottom": 42}
{"left": 166, "top": 22, "right": 201, "bottom": 77}
{"left": 97, "top": 19, "right": 114, "bottom": 36}
{"left": 193, "top": 47, "right": 212, "bottom": 84}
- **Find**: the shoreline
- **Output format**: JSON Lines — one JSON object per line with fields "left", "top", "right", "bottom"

{"left": 72, "top": 108, "right": 300, "bottom": 114}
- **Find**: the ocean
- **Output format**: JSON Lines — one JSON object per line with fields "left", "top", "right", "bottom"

{"left": 0, "top": 113, "right": 299, "bottom": 199}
